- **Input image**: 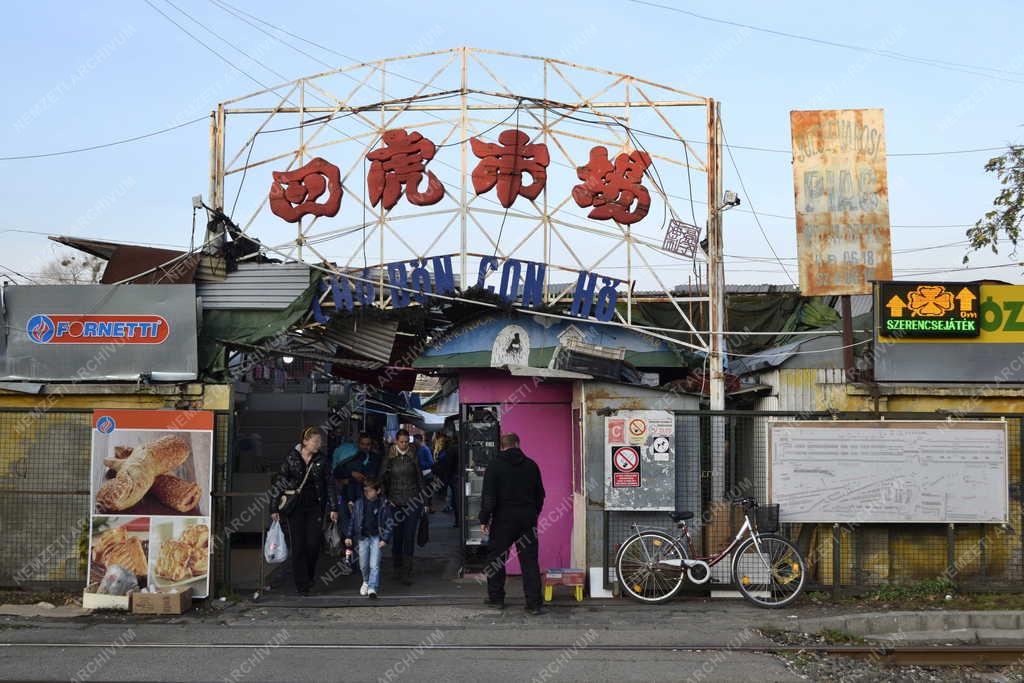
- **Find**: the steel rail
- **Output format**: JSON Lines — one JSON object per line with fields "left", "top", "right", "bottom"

{"left": 0, "top": 641, "right": 1022, "bottom": 665}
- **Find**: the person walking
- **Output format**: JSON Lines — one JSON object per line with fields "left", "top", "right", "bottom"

{"left": 379, "top": 429, "right": 426, "bottom": 585}
{"left": 270, "top": 426, "right": 339, "bottom": 596}
{"left": 431, "top": 433, "right": 460, "bottom": 528}
{"left": 479, "top": 433, "right": 546, "bottom": 615}
{"left": 334, "top": 432, "right": 382, "bottom": 507}
{"left": 414, "top": 433, "right": 436, "bottom": 512}
{"left": 344, "top": 477, "right": 393, "bottom": 599}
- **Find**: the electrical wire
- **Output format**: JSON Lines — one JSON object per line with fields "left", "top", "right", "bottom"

{"left": 720, "top": 119, "right": 795, "bottom": 285}
{"left": 627, "top": 0, "right": 1024, "bottom": 84}
{"left": 0, "top": 116, "right": 207, "bottom": 161}
{"left": 142, "top": 0, "right": 268, "bottom": 90}
{"left": 0, "top": 264, "right": 40, "bottom": 284}
{"left": 722, "top": 338, "right": 873, "bottom": 358}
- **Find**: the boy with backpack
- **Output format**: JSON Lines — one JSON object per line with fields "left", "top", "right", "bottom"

{"left": 344, "top": 477, "right": 394, "bottom": 598}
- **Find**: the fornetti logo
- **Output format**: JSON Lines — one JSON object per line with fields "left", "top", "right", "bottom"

{"left": 26, "top": 314, "right": 169, "bottom": 345}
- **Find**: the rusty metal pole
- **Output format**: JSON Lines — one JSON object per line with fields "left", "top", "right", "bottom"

{"left": 707, "top": 99, "right": 724, "bottom": 416}
{"left": 841, "top": 294, "right": 855, "bottom": 381}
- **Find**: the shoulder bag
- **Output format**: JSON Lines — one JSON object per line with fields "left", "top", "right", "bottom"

{"left": 278, "top": 458, "right": 314, "bottom": 517}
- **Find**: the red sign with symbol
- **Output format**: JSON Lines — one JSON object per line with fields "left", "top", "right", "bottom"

{"left": 607, "top": 418, "right": 625, "bottom": 443}
{"left": 611, "top": 446, "right": 641, "bottom": 488}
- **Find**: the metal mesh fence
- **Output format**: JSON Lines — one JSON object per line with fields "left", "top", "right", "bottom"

{"left": 606, "top": 411, "right": 1024, "bottom": 593}
{"left": 0, "top": 410, "right": 92, "bottom": 588}
{"left": 0, "top": 408, "right": 231, "bottom": 591}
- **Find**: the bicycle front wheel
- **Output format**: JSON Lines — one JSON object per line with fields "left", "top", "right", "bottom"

{"left": 731, "top": 534, "right": 806, "bottom": 608}
{"left": 616, "top": 531, "right": 686, "bottom": 604}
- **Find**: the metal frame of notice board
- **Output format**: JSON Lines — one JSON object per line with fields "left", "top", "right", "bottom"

{"left": 767, "top": 419, "right": 1009, "bottom": 524}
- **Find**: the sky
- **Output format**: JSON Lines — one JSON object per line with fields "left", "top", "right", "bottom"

{"left": 2, "top": 0, "right": 1023, "bottom": 289}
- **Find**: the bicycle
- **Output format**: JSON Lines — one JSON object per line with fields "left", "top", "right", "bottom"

{"left": 614, "top": 497, "right": 806, "bottom": 608}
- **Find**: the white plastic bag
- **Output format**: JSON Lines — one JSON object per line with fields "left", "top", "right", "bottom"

{"left": 97, "top": 565, "right": 138, "bottom": 596}
{"left": 264, "top": 520, "right": 288, "bottom": 564}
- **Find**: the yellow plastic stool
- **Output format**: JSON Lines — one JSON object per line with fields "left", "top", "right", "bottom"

{"left": 543, "top": 569, "right": 586, "bottom": 602}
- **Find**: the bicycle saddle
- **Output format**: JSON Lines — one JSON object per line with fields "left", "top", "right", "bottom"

{"left": 669, "top": 510, "right": 694, "bottom": 522}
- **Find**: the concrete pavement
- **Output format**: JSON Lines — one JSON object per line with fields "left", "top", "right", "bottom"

{"left": 0, "top": 598, "right": 801, "bottom": 682}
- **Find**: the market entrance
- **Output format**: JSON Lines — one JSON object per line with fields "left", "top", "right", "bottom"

{"left": 223, "top": 362, "right": 479, "bottom": 603}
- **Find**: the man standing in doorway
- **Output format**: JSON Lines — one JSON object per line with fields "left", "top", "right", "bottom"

{"left": 479, "top": 432, "right": 546, "bottom": 615}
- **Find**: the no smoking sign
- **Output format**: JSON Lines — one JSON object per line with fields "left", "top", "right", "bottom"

{"left": 611, "top": 446, "right": 641, "bottom": 488}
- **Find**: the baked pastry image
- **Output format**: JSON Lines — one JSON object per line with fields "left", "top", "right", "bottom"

{"left": 153, "top": 522, "right": 210, "bottom": 586}
{"left": 180, "top": 523, "right": 210, "bottom": 549}
{"left": 150, "top": 475, "right": 201, "bottom": 512}
{"left": 89, "top": 519, "right": 150, "bottom": 580}
{"left": 95, "top": 435, "right": 196, "bottom": 513}
{"left": 155, "top": 540, "right": 194, "bottom": 582}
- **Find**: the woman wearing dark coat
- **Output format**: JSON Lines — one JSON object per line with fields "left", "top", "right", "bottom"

{"left": 270, "top": 426, "right": 339, "bottom": 595}
{"left": 379, "top": 429, "right": 426, "bottom": 585}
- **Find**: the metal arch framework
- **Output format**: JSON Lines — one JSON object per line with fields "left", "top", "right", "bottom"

{"left": 208, "top": 47, "right": 725, "bottom": 361}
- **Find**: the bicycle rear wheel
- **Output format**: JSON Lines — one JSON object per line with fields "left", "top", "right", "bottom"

{"left": 731, "top": 534, "right": 805, "bottom": 608}
{"left": 616, "top": 531, "right": 686, "bottom": 604}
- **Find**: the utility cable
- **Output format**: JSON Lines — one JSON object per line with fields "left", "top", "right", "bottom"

{"left": 0, "top": 116, "right": 206, "bottom": 161}
{"left": 628, "top": 0, "right": 1024, "bottom": 84}
{"left": 720, "top": 120, "right": 795, "bottom": 285}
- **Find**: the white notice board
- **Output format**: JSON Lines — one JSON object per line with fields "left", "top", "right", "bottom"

{"left": 769, "top": 421, "right": 1007, "bottom": 523}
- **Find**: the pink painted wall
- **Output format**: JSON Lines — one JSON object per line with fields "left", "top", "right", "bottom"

{"left": 460, "top": 371, "right": 573, "bottom": 574}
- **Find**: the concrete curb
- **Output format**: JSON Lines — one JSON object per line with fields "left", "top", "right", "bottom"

{"left": 769, "top": 610, "right": 1024, "bottom": 645}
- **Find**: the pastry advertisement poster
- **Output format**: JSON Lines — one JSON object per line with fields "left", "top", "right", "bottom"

{"left": 87, "top": 410, "right": 213, "bottom": 599}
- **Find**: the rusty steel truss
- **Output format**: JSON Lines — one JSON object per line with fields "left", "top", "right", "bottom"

{"left": 207, "top": 47, "right": 726, "bottom": 394}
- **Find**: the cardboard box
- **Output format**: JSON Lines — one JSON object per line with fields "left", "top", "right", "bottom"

{"left": 131, "top": 587, "right": 193, "bottom": 615}
{"left": 82, "top": 583, "right": 131, "bottom": 611}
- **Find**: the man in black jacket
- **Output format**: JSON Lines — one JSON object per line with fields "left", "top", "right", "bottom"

{"left": 479, "top": 432, "right": 546, "bottom": 615}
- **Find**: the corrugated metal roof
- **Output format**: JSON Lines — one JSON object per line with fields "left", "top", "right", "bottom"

{"left": 197, "top": 262, "right": 310, "bottom": 309}
{"left": 318, "top": 318, "right": 398, "bottom": 364}
{"left": 636, "top": 284, "right": 799, "bottom": 296}
{"left": 832, "top": 294, "right": 873, "bottom": 318}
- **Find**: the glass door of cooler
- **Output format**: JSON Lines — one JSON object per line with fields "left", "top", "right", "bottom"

{"left": 461, "top": 404, "right": 500, "bottom": 546}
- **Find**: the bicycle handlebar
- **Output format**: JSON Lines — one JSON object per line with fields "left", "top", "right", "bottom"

{"left": 731, "top": 496, "right": 757, "bottom": 509}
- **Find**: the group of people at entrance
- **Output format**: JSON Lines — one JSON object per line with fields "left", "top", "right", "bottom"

{"left": 269, "top": 427, "right": 456, "bottom": 596}
{"left": 269, "top": 426, "right": 547, "bottom": 614}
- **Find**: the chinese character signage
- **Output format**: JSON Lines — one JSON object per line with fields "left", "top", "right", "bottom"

{"left": 878, "top": 281, "right": 980, "bottom": 338}
{"left": 87, "top": 410, "right": 214, "bottom": 600}
{"left": 662, "top": 219, "right": 701, "bottom": 258}
{"left": 277, "top": 127, "right": 657, "bottom": 324}
{"left": 269, "top": 129, "right": 654, "bottom": 219}
{"left": 790, "top": 109, "right": 893, "bottom": 296}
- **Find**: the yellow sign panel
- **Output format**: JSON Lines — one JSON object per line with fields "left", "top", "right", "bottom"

{"left": 880, "top": 285, "right": 1024, "bottom": 344}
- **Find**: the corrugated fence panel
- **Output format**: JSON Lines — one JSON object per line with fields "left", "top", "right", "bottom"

{"left": 197, "top": 263, "right": 310, "bottom": 310}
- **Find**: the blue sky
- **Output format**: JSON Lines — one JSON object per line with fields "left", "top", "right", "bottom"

{"left": 2, "top": 0, "right": 1022, "bottom": 286}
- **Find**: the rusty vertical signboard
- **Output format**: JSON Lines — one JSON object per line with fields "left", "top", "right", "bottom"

{"left": 790, "top": 109, "right": 893, "bottom": 295}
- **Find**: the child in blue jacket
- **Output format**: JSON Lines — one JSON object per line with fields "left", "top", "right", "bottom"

{"left": 344, "top": 477, "right": 394, "bottom": 598}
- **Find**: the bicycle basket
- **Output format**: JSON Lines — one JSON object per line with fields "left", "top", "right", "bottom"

{"left": 755, "top": 504, "right": 780, "bottom": 533}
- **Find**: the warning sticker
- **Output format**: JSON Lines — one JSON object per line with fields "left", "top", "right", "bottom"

{"left": 607, "top": 418, "right": 625, "bottom": 444}
{"left": 611, "top": 446, "right": 641, "bottom": 488}
{"left": 627, "top": 418, "right": 647, "bottom": 444}
{"left": 612, "top": 472, "right": 640, "bottom": 487}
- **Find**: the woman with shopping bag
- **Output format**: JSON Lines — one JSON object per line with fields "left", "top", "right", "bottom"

{"left": 270, "top": 426, "right": 339, "bottom": 595}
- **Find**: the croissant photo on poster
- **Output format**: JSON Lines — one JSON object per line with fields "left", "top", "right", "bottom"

{"left": 86, "top": 410, "right": 214, "bottom": 599}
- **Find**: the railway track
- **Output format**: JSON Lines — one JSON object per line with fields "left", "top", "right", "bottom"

{"left": 2, "top": 641, "right": 1022, "bottom": 666}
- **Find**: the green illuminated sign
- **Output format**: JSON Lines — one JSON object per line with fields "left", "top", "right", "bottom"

{"left": 877, "top": 281, "right": 981, "bottom": 339}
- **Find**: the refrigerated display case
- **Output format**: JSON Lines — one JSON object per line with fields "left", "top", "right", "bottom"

{"left": 461, "top": 404, "right": 500, "bottom": 549}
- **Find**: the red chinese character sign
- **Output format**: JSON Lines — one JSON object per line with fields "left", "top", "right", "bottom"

{"left": 470, "top": 129, "right": 550, "bottom": 208}
{"left": 572, "top": 147, "right": 653, "bottom": 225}
{"left": 268, "top": 157, "right": 343, "bottom": 223}
{"left": 366, "top": 129, "right": 445, "bottom": 211}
